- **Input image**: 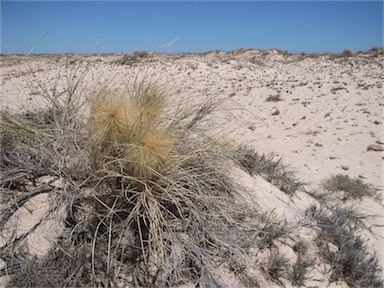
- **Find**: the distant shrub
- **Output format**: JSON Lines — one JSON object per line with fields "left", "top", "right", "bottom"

{"left": 265, "top": 94, "right": 282, "bottom": 102}
{"left": 369, "top": 47, "right": 384, "bottom": 54}
{"left": 249, "top": 56, "right": 266, "bottom": 66}
{"left": 321, "top": 174, "right": 380, "bottom": 202}
{"left": 341, "top": 49, "right": 353, "bottom": 57}
{"left": 119, "top": 50, "right": 150, "bottom": 64}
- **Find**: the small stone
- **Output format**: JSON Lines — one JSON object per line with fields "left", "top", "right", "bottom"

{"left": 341, "top": 165, "right": 350, "bottom": 170}
{"left": 329, "top": 156, "right": 336, "bottom": 160}
{"left": 376, "top": 140, "right": 384, "bottom": 145}
{"left": 272, "top": 109, "right": 280, "bottom": 116}
{"left": 373, "top": 120, "right": 381, "bottom": 125}
{"left": 367, "top": 144, "right": 384, "bottom": 151}
{"left": 315, "top": 142, "right": 323, "bottom": 147}
{"left": 248, "top": 125, "right": 256, "bottom": 131}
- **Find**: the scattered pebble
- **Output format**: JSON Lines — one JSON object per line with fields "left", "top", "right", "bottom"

{"left": 272, "top": 109, "right": 280, "bottom": 116}
{"left": 367, "top": 144, "right": 384, "bottom": 151}
{"left": 341, "top": 165, "right": 350, "bottom": 170}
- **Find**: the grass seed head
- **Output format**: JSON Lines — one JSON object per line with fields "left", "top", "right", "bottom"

{"left": 124, "top": 127, "right": 174, "bottom": 179}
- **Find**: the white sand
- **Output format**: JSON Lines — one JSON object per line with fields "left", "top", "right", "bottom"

{"left": 1, "top": 49, "right": 383, "bottom": 286}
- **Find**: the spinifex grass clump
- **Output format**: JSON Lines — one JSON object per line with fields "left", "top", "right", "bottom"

{"left": 1, "top": 66, "right": 269, "bottom": 287}
{"left": 81, "top": 84, "right": 263, "bottom": 286}
{"left": 87, "top": 85, "right": 173, "bottom": 180}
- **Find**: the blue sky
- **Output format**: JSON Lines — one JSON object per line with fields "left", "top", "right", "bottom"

{"left": 1, "top": 1, "right": 383, "bottom": 54}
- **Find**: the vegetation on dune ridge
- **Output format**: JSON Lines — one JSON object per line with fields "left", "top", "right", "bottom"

{"left": 0, "top": 60, "right": 383, "bottom": 287}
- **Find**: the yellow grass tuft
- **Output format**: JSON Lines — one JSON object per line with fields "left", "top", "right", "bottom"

{"left": 87, "top": 85, "right": 174, "bottom": 179}
{"left": 124, "top": 127, "right": 174, "bottom": 179}
{"left": 88, "top": 93, "right": 139, "bottom": 146}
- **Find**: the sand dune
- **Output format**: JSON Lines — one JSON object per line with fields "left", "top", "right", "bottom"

{"left": 1, "top": 48, "right": 383, "bottom": 287}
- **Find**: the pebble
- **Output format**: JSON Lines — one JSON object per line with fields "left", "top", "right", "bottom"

{"left": 341, "top": 165, "right": 350, "bottom": 170}
{"left": 272, "top": 109, "right": 280, "bottom": 116}
{"left": 367, "top": 144, "right": 384, "bottom": 151}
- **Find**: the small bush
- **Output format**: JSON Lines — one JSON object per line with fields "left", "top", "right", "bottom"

{"left": 341, "top": 49, "right": 353, "bottom": 57}
{"left": 119, "top": 50, "right": 150, "bottom": 64}
{"left": 265, "top": 94, "right": 282, "bottom": 102}
{"left": 321, "top": 174, "right": 380, "bottom": 202}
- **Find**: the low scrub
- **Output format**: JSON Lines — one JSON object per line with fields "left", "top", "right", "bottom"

{"left": 1, "top": 67, "right": 263, "bottom": 287}
{"left": 321, "top": 174, "right": 381, "bottom": 202}
{"left": 233, "top": 146, "right": 305, "bottom": 195}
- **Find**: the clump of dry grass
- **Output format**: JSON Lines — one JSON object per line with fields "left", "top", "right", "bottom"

{"left": 232, "top": 145, "right": 305, "bottom": 195}
{"left": 87, "top": 85, "right": 173, "bottom": 180}
{"left": 0, "top": 65, "right": 263, "bottom": 287}
{"left": 320, "top": 174, "right": 381, "bottom": 202}
{"left": 308, "top": 205, "right": 383, "bottom": 287}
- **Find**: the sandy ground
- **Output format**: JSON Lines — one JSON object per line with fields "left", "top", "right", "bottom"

{"left": 1, "top": 48, "right": 383, "bottom": 286}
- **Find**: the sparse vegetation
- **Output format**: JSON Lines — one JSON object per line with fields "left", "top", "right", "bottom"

{"left": 1, "top": 52, "right": 383, "bottom": 288}
{"left": 321, "top": 174, "right": 381, "bottom": 202}
{"left": 265, "top": 94, "right": 282, "bottom": 102}
{"left": 265, "top": 253, "right": 292, "bottom": 286}
{"left": 309, "top": 206, "right": 383, "bottom": 287}
{"left": 119, "top": 50, "right": 150, "bottom": 64}
{"left": 342, "top": 49, "right": 353, "bottom": 57}
{"left": 233, "top": 146, "right": 305, "bottom": 195}
{"left": 0, "top": 65, "right": 264, "bottom": 287}
{"left": 249, "top": 56, "right": 266, "bottom": 66}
